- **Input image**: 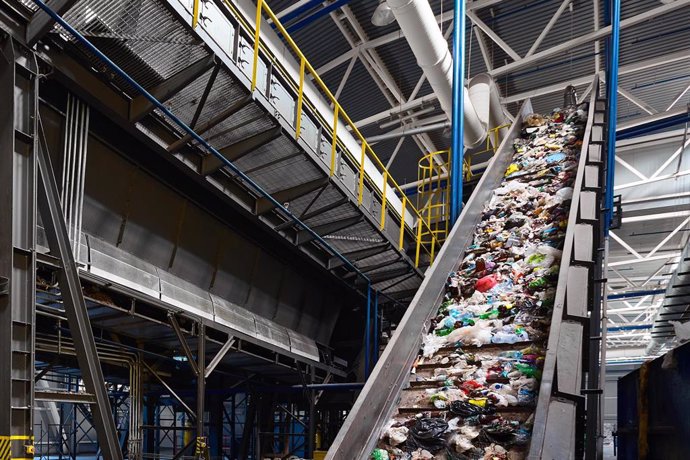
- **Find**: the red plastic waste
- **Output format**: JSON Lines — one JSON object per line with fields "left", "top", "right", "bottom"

{"left": 475, "top": 274, "right": 499, "bottom": 292}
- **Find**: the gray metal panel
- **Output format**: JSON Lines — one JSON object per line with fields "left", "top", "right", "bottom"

{"left": 273, "top": 268, "right": 306, "bottom": 331}
{"left": 116, "top": 170, "right": 182, "bottom": 269}
{"left": 589, "top": 143, "right": 602, "bottom": 163}
{"left": 325, "top": 99, "right": 533, "bottom": 460}
{"left": 168, "top": 203, "right": 220, "bottom": 290}
{"left": 338, "top": 162, "right": 357, "bottom": 196}
{"left": 573, "top": 223, "right": 593, "bottom": 263}
{"left": 585, "top": 165, "right": 600, "bottom": 189}
{"left": 269, "top": 74, "right": 296, "bottom": 126}
{"left": 591, "top": 125, "right": 603, "bottom": 143}
{"left": 254, "top": 315, "right": 291, "bottom": 352}
{"left": 211, "top": 294, "right": 258, "bottom": 339}
{"left": 87, "top": 236, "right": 161, "bottom": 299}
{"left": 556, "top": 321, "right": 584, "bottom": 395}
{"left": 542, "top": 400, "right": 577, "bottom": 460}
{"left": 567, "top": 266, "right": 589, "bottom": 318}
{"left": 210, "top": 232, "right": 257, "bottom": 307}
{"left": 580, "top": 190, "right": 597, "bottom": 221}
{"left": 159, "top": 269, "right": 214, "bottom": 321}
{"left": 199, "top": 0, "right": 235, "bottom": 57}
{"left": 245, "top": 252, "right": 283, "bottom": 319}
{"left": 299, "top": 113, "right": 319, "bottom": 152}
{"left": 287, "top": 330, "right": 320, "bottom": 361}
{"left": 237, "top": 35, "right": 267, "bottom": 94}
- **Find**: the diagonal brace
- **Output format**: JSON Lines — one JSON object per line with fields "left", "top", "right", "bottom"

{"left": 129, "top": 54, "right": 215, "bottom": 122}
{"left": 204, "top": 336, "right": 235, "bottom": 379}
{"left": 168, "top": 313, "right": 200, "bottom": 376}
{"left": 37, "top": 133, "right": 123, "bottom": 460}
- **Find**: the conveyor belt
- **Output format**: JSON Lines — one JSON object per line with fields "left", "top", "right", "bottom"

{"left": 327, "top": 79, "right": 603, "bottom": 460}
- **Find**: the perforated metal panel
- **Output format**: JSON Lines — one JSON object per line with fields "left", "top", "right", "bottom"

{"left": 87, "top": 235, "right": 161, "bottom": 299}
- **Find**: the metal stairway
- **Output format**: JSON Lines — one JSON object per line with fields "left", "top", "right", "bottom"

{"left": 327, "top": 78, "right": 606, "bottom": 459}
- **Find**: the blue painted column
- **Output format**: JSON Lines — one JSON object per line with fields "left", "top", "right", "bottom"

{"left": 373, "top": 290, "right": 379, "bottom": 363}
{"left": 450, "top": 0, "right": 466, "bottom": 223}
{"left": 605, "top": 0, "right": 621, "bottom": 233}
{"left": 364, "top": 285, "right": 371, "bottom": 377}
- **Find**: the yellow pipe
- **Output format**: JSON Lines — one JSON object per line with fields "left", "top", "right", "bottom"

{"left": 251, "top": 0, "right": 263, "bottom": 92}
{"left": 415, "top": 222, "right": 422, "bottom": 268}
{"left": 380, "top": 172, "right": 388, "bottom": 230}
{"left": 192, "top": 0, "right": 200, "bottom": 29}
{"left": 358, "top": 142, "right": 366, "bottom": 205}
{"left": 399, "top": 196, "right": 406, "bottom": 250}
{"left": 295, "top": 58, "right": 305, "bottom": 139}
{"left": 330, "top": 106, "right": 339, "bottom": 176}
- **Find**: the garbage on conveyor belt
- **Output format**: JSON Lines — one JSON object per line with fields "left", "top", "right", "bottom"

{"left": 374, "top": 104, "right": 588, "bottom": 460}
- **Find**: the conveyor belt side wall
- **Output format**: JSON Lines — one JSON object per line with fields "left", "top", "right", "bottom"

{"left": 528, "top": 77, "right": 602, "bottom": 460}
{"left": 326, "top": 99, "right": 534, "bottom": 460}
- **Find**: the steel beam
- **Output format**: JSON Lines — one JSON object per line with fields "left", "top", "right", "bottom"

{"left": 382, "top": 288, "right": 418, "bottom": 300}
{"left": 167, "top": 95, "right": 252, "bottom": 153}
{"left": 328, "top": 244, "right": 390, "bottom": 269}
{"left": 255, "top": 178, "right": 329, "bottom": 215}
{"left": 35, "top": 390, "right": 96, "bottom": 404}
{"left": 201, "top": 126, "right": 282, "bottom": 175}
{"left": 356, "top": 266, "right": 410, "bottom": 285}
{"left": 296, "top": 215, "right": 362, "bottom": 245}
{"left": 274, "top": 198, "right": 349, "bottom": 231}
{"left": 488, "top": 0, "right": 690, "bottom": 78}
{"left": 129, "top": 54, "right": 215, "bottom": 122}
{"left": 467, "top": 10, "right": 520, "bottom": 62}
{"left": 25, "top": 0, "right": 77, "bottom": 45}
{"left": 0, "top": 37, "right": 37, "bottom": 459}
{"left": 37, "top": 114, "right": 122, "bottom": 458}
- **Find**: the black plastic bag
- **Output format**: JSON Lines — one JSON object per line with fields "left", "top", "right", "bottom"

{"left": 448, "top": 401, "right": 494, "bottom": 418}
{"left": 406, "top": 417, "right": 448, "bottom": 453}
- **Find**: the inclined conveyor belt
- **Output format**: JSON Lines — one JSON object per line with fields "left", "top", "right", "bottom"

{"left": 328, "top": 78, "right": 604, "bottom": 460}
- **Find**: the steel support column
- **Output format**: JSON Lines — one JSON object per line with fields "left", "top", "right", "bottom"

{"left": 195, "top": 324, "right": 207, "bottom": 460}
{"left": 306, "top": 366, "right": 316, "bottom": 460}
{"left": 0, "top": 36, "right": 37, "bottom": 460}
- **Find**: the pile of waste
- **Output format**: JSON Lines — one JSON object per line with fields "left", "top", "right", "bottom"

{"left": 373, "top": 103, "right": 588, "bottom": 460}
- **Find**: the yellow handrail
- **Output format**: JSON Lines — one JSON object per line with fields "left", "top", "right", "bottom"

{"left": 205, "top": 0, "right": 439, "bottom": 267}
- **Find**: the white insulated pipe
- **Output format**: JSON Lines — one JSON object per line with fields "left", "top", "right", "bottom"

{"left": 387, "top": 0, "right": 487, "bottom": 147}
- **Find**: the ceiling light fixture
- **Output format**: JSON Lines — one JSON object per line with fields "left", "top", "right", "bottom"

{"left": 372, "top": 1, "right": 395, "bottom": 27}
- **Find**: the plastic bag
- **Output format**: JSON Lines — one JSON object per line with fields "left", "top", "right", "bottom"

{"left": 406, "top": 418, "right": 448, "bottom": 453}
{"left": 385, "top": 426, "right": 409, "bottom": 446}
{"left": 671, "top": 320, "right": 690, "bottom": 342}
{"left": 422, "top": 333, "right": 446, "bottom": 357}
{"left": 449, "top": 400, "right": 494, "bottom": 417}
{"left": 371, "top": 448, "right": 389, "bottom": 460}
{"left": 476, "top": 274, "right": 499, "bottom": 292}
{"left": 445, "top": 322, "right": 493, "bottom": 347}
